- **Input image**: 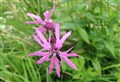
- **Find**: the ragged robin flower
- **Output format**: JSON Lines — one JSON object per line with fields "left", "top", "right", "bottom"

{"left": 29, "top": 23, "right": 78, "bottom": 77}
{"left": 25, "top": 4, "right": 56, "bottom": 33}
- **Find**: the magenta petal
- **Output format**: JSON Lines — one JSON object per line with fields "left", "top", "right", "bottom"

{"left": 62, "top": 53, "right": 78, "bottom": 57}
{"left": 26, "top": 13, "right": 42, "bottom": 21}
{"left": 66, "top": 53, "right": 78, "bottom": 57}
{"left": 33, "top": 35, "right": 47, "bottom": 48}
{"left": 55, "top": 23, "right": 60, "bottom": 46}
{"left": 25, "top": 20, "right": 43, "bottom": 25}
{"left": 29, "top": 51, "right": 48, "bottom": 56}
{"left": 44, "top": 11, "right": 50, "bottom": 20}
{"left": 55, "top": 59, "right": 60, "bottom": 78}
{"left": 48, "top": 57, "right": 55, "bottom": 73}
{"left": 25, "top": 21, "right": 39, "bottom": 24}
{"left": 47, "top": 19, "right": 52, "bottom": 23}
{"left": 58, "top": 31, "right": 71, "bottom": 48}
{"left": 36, "top": 55, "right": 48, "bottom": 64}
{"left": 65, "top": 47, "right": 73, "bottom": 53}
{"left": 55, "top": 23, "right": 60, "bottom": 40}
{"left": 62, "top": 56, "right": 77, "bottom": 70}
{"left": 36, "top": 29, "right": 50, "bottom": 48}
{"left": 38, "top": 26, "right": 46, "bottom": 34}
{"left": 26, "top": 13, "right": 37, "bottom": 18}
{"left": 48, "top": 32, "right": 51, "bottom": 43}
{"left": 50, "top": 4, "right": 56, "bottom": 15}
{"left": 26, "top": 13, "right": 44, "bottom": 24}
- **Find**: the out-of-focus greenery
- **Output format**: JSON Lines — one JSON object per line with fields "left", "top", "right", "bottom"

{"left": 0, "top": 0, "right": 120, "bottom": 82}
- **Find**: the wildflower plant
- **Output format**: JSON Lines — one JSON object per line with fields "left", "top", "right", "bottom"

{"left": 26, "top": 4, "right": 79, "bottom": 77}
{"left": 25, "top": 4, "right": 56, "bottom": 33}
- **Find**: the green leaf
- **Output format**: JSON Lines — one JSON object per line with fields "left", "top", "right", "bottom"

{"left": 78, "top": 27, "right": 90, "bottom": 44}
{"left": 85, "top": 12, "right": 97, "bottom": 23}
{"left": 73, "top": 58, "right": 85, "bottom": 79}
{"left": 116, "top": 72, "right": 120, "bottom": 82}
{"left": 104, "top": 41, "right": 115, "bottom": 57}
{"left": 91, "top": 58, "right": 101, "bottom": 75}
{"left": 102, "top": 64, "right": 120, "bottom": 71}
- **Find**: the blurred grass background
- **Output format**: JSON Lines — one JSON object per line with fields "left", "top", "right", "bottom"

{"left": 0, "top": 0, "right": 120, "bottom": 82}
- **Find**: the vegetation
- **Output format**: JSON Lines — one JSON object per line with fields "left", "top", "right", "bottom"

{"left": 0, "top": 0, "right": 120, "bottom": 82}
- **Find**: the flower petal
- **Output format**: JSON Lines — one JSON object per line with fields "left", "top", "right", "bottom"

{"left": 55, "top": 23, "right": 60, "bottom": 47}
{"left": 66, "top": 53, "right": 78, "bottom": 57}
{"left": 36, "top": 55, "right": 48, "bottom": 64}
{"left": 64, "top": 47, "right": 73, "bottom": 53}
{"left": 38, "top": 26, "right": 46, "bottom": 34}
{"left": 33, "top": 35, "right": 48, "bottom": 48}
{"left": 55, "top": 58, "right": 60, "bottom": 78}
{"left": 48, "top": 57, "right": 55, "bottom": 73}
{"left": 48, "top": 32, "right": 51, "bottom": 44}
{"left": 47, "top": 19, "right": 53, "bottom": 23}
{"left": 61, "top": 52, "right": 78, "bottom": 57}
{"left": 25, "top": 21, "right": 39, "bottom": 24}
{"left": 26, "top": 13, "right": 44, "bottom": 24}
{"left": 44, "top": 11, "right": 50, "bottom": 20}
{"left": 50, "top": 4, "right": 56, "bottom": 15}
{"left": 62, "top": 56, "right": 77, "bottom": 70}
{"left": 36, "top": 29, "right": 50, "bottom": 48}
{"left": 27, "top": 13, "right": 42, "bottom": 21}
{"left": 29, "top": 51, "right": 49, "bottom": 56}
{"left": 58, "top": 31, "right": 71, "bottom": 49}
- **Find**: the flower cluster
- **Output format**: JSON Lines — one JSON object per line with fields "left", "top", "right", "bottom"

{"left": 26, "top": 4, "right": 78, "bottom": 77}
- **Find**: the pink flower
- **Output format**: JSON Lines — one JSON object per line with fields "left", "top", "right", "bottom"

{"left": 29, "top": 23, "right": 78, "bottom": 77}
{"left": 25, "top": 4, "right": 56, "bottom": 33}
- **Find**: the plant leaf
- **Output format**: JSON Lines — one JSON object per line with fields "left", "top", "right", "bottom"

{"left": 91, "top": 57, "right": 101, "bottom": 75}
{"left": 78, "top": 27, "right": 90, "bottom": 44}
{"left": 104, "top": 41, "right": 115, "bottom": 57}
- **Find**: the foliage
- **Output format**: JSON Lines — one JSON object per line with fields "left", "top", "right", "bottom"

{"left": 0, "top": 0, "right": 120, "bottom": 82}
